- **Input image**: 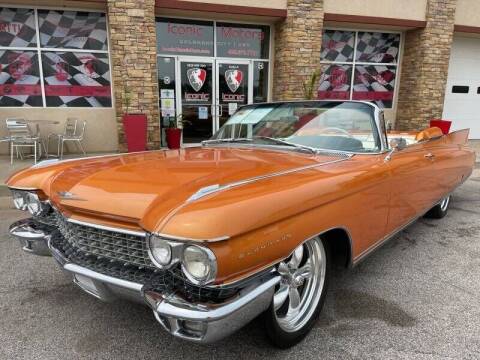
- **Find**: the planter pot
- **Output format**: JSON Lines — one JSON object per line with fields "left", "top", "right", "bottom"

{"left": 122, "top": 114, "right": 147, "bottom": 152}
{"left": 166, "top": 128, "right": 182, "bottom": 149}
{"left": 430, "top": 119, "right": 452, "bottom": 135}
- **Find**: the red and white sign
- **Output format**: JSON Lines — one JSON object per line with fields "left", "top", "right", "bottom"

{"left": 187, "top": 68, "right": 206, "bottom": 92}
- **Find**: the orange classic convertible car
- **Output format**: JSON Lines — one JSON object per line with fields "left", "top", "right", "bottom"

{"left": 7, "top": 101, "right": 475, "bottom": 347}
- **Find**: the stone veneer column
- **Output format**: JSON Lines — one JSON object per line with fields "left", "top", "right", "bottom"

{"left": 107, "top": 0, "right": 160, "bottom": 151}
{"left": 395, "top": 0, "right": 457, "bottom": 131}
{"left": 273, "top": 0, "right": 324, "bottom": 100}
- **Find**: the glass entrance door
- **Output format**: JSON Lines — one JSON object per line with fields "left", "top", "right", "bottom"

{"left": 178, "top": 59, "right": 214, "bottom": 144}
{"left": 216, "top": 61, "right": 251, "bottom": 131}
{"left": 174, "top": 58, "right": 257, "bottom": 144}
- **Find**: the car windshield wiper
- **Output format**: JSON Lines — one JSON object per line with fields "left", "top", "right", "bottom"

{"left": 252, "top": 136, "right": 317, "bottom": 154}
{"left": 201, "top": 138, "right": 252, "bottom": 145}
{"left": 203, "top": 136, "right": 317, "bottom": 155}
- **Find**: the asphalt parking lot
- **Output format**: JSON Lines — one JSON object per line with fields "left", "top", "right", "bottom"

{"left": 0, "top": 168, "right": 479, "bottom": 360}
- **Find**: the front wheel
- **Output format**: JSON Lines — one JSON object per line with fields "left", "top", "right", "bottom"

{"left": 263, "top": 236, "right": 330, "bottom": 348}
{"left": 424, "top": 195, "right": 451, "bottom": 219}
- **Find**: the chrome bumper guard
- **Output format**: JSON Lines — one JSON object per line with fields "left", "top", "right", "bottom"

{"left": 9, "top": 219, "right": 52, "bottom": 256}
{"left": 9, "top": 218, "right": 280, "bottom": 343}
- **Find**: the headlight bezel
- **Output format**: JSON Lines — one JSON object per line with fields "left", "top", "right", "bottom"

{"left": 25, "top": 192, "right": 46, "bottom": 216}
{"left": 147, "top": 234, "right": 218, "bottom": 285}
{"left": 10, "top": 189, "right": 48, "bottom": 216}
{"left": 11, "top": 190, "right": 27, "bottom": 210}
{"left": 181, "top": 244, "right": 217, "bottom": 286}
{"left": 147, "top": 234, "right": 183, "bottom": 269}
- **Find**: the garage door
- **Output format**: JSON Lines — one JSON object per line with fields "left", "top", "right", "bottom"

{"left": 442, "top": 36, "right": 480, "bottom": 139}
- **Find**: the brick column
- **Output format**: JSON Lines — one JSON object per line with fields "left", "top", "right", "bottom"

{"left": 273, "top": 0, "right": 324, "bottom": 100}
{"left": 107, "top": 0, "right": 160, "bottom": 151}
{"left": 395, "top": 0, "right": 457, "bottom": 131}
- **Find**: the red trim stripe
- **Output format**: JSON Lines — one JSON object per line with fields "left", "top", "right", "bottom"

{"left": 454, "top": 25, "right": 480, "bottom": 34}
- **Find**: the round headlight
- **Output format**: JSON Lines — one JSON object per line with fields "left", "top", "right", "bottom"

{"left": 25, "top": 192, "right": 44, "bottom": 216}
{"left": 148, "top": 236, "right": 172, "bottom": 266}
{"left": 12, "top": 190, "right": 27, "bottom": 210}
{"left": 182, "top": 245, "right": 217, "bottom": 284}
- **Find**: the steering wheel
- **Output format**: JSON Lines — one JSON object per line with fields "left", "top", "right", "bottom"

{"left": 318, "top": 127, "right": 353, "bottom": 137}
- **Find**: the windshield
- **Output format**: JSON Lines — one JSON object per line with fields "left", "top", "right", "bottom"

{"left": 210, "top": 101, "right": 381, "bottom": 153}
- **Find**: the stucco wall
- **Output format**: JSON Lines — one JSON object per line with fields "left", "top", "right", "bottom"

{"left": 324, "top": 0, "right": 427, "bottom": 21}
{"left": 0, "top": 108, "right": 118, "bottom": 155}
{"left": 455, "top": 0, "right": 480, "bottom": 27}
{"left": 180, "top": 0, "right": 287, "bottom": 10}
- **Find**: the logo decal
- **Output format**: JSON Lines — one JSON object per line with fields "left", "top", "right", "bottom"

{"left": 187, "top": 68, "right": 206, "bottom": 92}
{"left": 225, "top": 69, "right": 243, "bottom": 93}
{"left": 57, "top": 191, "right": 86, "bottom": 201}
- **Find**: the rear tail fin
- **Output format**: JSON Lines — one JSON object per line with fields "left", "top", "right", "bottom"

{"left": 446, "top": 129, "right": 470, "bottom": 145}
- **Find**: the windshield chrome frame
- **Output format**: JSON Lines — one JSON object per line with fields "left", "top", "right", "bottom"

{"left": 206, "top": 100, "right": 388, "bottom": 155}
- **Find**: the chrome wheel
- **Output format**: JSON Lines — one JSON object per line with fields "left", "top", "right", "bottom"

{"left": 440, "top": 196, "right": 450, "bottom": 212}
{"left": 273, "top": 237, "right": 326, "bottom": 333}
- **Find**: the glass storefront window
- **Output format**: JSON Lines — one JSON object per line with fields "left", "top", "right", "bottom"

{"left": 0, "top": 50, "right": 42, "bottom": 106}
{"left": 318, "top": 64, "right": 352, "bottom": 100}
{"left": 321, "top": 30, "right": 354, "bottom": 62}
{"left": 253, "top": 61, "right": 268, "bottom": 103}
{"left": 319, "top": 30, "right": 400, "bottom": 108}
{"left": 158, "top": 56, "right": 176, "bottom": 126}
{"left": 216, "top": 23, "right": 270, "bottom": 59}
{"left": 42, "top": 51, "right": 111, "bottom": 107}
{"left": 38, "top": 10, "right": 108, "bottom": 51}
{"left": 355, "top": 32, "right": 400, "bottom": 63}
{"left": 156, "top": 18, "right": 214, "bottom": 56}
{"left": 0, "top": 8, "right": 37, "bottom": 48}
{"left": 353, "top": 65, "right": 396, "bottom": 109}
{"left": 0, "top": 7, "right": 111, "bottom": 108}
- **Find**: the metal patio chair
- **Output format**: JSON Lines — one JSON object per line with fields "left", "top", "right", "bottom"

{"left": 46, "top": 117, "right": 78, "bottom": 158}
{"left": 55, "top": 119, "right": 87, "bottom": 159}
{"left": 6, "top": 118, "right": 42, "bottom": 165}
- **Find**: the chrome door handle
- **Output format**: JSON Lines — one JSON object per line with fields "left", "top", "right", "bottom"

{"left": 424, "top": 153, "right": 435, "bottom": 160}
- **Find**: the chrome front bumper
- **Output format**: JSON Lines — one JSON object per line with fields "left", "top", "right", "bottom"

{"left": 9, "top": 218, "right": 280, "bottom": 343}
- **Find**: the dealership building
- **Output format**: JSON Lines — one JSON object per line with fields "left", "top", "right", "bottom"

{"left": 0, "top": 0, "right": 479, "bottom": 153}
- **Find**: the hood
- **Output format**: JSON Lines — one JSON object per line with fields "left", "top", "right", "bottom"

{"left": 45, "top": 147, "right": 329, "bottom": 226}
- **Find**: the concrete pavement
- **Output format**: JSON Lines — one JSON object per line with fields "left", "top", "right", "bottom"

{"left": 0, "top": 169, "right": 479, "bottom": 359}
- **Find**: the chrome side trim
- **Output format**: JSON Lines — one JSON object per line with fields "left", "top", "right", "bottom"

{"left": 154, "top": 232, "right": 230, "bottom": 243}
{"left": 187, "top": 156, "right": 352, "bottom": 203}
{"left": 66, "top": 217, "right": 146, "bottom": 237}
{"left": 7, "top": 186, "right": 38, "bottom": 191}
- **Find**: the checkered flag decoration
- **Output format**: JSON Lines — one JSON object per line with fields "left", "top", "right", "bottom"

{"left": 0, "top": 7, "right": 37, "bottom": 47}
{"left": 317, "top": 64, "right": 352, "bottom": 100}
{"left": 353, "top": 65, "right": 396, "bottom": 108}
{"left": 321, "top": 30, "right": 355, "bottom": 62}
{"left": 356, "top": 32, "right": 400, "bottom": 63}
{"left": 42, "top": 52, "right": 111, "bottom": 107}
{"left": 38, "top": 10, "right": 108, "bottom": 50}
{"left": 0, "top": 50, "right": 42, "bottom": 107}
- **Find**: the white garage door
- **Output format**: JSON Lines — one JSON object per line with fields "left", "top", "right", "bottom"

{"left": 443, "top": 36, "right": 480, "bottom": 139}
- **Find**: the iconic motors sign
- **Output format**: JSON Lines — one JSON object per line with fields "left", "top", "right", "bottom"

{"left": 156, "top": 18, "right": 270, "bottom": 59}
{"left": 156, "top": 18, "right": 214, "bottom": 56}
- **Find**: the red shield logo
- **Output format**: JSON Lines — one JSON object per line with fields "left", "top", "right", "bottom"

{"left": 225, "top": 69, "right": 243, "bottom": 93}
{"left": 187, "top": 68, "right": 207, "bottom": 92}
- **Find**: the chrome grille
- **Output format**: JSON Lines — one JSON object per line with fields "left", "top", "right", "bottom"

{"left": 56, "top": 215, "right": 154, "bottom": 269}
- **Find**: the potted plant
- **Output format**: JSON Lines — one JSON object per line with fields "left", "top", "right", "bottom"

{"left": 165, "top": 114, "right": 183, "bottom": 150}
{"left": 122, "top": 85, "right": 147, "bottom": 152}
{"left": 302, "top": 70, "right": 320, "bottom": 100}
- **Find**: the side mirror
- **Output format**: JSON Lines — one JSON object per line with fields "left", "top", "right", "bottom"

{"left": 385, "top": 137, "right": 407, "bottom": 162}
{"left": 389, "top": 137, "right": 407, "bottom": 151}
